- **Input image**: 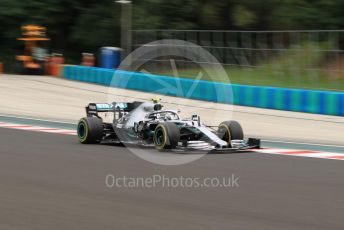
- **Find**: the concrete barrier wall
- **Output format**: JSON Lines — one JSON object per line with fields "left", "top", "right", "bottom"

{"left": 63, "top": 65, "right": 344, "bottom": 116}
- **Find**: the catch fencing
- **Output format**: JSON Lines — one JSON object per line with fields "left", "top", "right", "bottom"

{"left": 131, "top": 29, "right": 344, "bottom": 91}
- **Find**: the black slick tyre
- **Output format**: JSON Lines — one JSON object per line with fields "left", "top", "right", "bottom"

{"left": 77, "top": 117, "right": 103, "bottom": 144}
{"left": 218, "top": 120, "right": 244, "bottom": 144}
{"left": 153, "top": 122, "right": 180, "bottom": 150}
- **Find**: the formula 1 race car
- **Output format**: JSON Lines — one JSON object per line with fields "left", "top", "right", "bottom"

{"left": 76, "top": 100, "right": 260, "bottom": 152}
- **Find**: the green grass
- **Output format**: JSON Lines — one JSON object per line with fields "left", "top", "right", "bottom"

{"left": 154, "top": 67, "right": 344, "bottom": 92}
{"left": 149, "top": 41, "right": 344, "bottom": 92}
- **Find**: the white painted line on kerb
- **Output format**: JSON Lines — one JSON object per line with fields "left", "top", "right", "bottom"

{"left": 0, "top": 114, "right": 74, "bottom": 125}
{"left": 0, "top": 122, "right": 76, "bottom": 135}
{"left": 251, "top": 148, "right": 344, "bottom": 161}
{"left": 262, "top": 139, "right": 344, "bottom": 149}
{"left": 0, "top": 121, "right": 343, "bottom": 161}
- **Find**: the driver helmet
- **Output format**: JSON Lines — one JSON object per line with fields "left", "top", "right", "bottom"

{"left": 165, "top": 114, "right": 173, "bottom": 120}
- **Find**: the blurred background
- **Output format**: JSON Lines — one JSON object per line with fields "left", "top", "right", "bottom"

{"left": 1, "top": 0, "right": 344, "bottom": 90}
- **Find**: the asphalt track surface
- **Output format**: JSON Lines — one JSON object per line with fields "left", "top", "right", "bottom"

{"left": 1, "top": 127, "right": 343, "bottom": 230}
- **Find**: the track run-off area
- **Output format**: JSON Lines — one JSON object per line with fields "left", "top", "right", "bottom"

{"left": 0, "top": 74, "right": 344, "bottom": 229}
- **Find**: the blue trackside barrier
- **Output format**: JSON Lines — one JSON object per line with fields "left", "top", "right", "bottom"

{"left": 62, "top": 65, "right": 344, "bottom": 116}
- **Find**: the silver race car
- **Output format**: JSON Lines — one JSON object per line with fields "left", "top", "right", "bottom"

{"left": 77, "top": 100, "right": 260, "bottom": 152}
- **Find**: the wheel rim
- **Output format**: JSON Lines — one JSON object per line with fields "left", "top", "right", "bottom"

{"left": 218, "top": 124, "right": 231, "bottom": 143}
{"left": 77, "top": 121, "right": 87, "bottom": 141}
{"left": 154, "top": 127, "right": 165, "bottom": 147}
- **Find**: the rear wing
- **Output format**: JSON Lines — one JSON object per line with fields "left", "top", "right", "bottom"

{"left": 86, "top": 102, "right": 143, "bottom": 116}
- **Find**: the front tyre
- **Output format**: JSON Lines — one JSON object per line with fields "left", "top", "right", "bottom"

{"left": 218, "top": 120, "right": 244, "bottom": 144}
{"left": 77, "top": 117, "right": 103, "bottom": 144}
{"left": 153, "top": 122, "right": 180, "bottom": 150}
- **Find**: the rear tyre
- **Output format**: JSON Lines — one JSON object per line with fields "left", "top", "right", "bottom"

{"left": 218, "top": 120, "right": 244, "bottom": 144}
{"left": 77, "top": 117, "right": 103, "bottom": 144}
{"left": 153, "top": 122, "right": 180, "bottom": 150}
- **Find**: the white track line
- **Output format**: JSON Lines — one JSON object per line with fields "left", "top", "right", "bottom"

{"left": 0, "top": 122, "right": 76, "bottom": 136}
{"left": 0, "top": 114, "right": 74, "bottom": 124}
{"left": 262, "top": 139, "right": 344, "bottom": 149}
{"left": 0, "top": 121, "right": 343, "bottom": 160}
{"left": 251, "top": 148, "right": 344, "bottom": 161}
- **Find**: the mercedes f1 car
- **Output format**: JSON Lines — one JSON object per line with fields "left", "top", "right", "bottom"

{"left": 77, "top": 100, "right": 260, "bottom": 152}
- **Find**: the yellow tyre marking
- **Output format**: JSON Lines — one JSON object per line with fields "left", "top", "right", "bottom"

{"left": 219, "top": 124, "right": 231, "bottom": 143}
{"left": 154, "top": 124, "right": 168, "bottom": 150}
